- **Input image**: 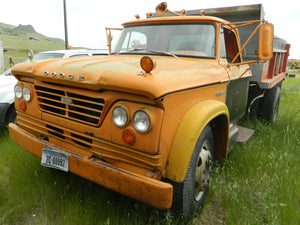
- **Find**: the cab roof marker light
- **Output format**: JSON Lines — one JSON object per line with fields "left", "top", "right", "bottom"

{"left": 180, "top": 9, "right": 186, "bottom": 16}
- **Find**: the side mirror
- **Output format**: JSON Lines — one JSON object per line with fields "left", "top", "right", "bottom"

{"left": 105, "top": 27, "right": 123, "bottom": 55}
{"left": 105, "top": 28, "right": 112, "bottom": 55}
{"left": 258, "top": 23, "right": 274, "bottom": 61}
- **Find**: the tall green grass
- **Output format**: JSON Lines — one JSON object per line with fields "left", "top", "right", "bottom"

{"left": 0, "top": 78, "right": 299, "bottom": 224}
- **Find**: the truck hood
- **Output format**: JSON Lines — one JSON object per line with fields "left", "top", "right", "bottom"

{"left": 12, "top": 55, "right": 229, "bottom": 99}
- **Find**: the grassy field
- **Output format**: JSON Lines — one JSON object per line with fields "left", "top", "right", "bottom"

{"left": 1, "top": 36, "right": 65, "bottom": 68}
{"left": 0, "top": 77, "right": 299, "bottom": 225}
{"left": 1, "top": 22, "right": 65, "bottom": 69}
{"left": 287, "top": 69, "right": 300, "bottom": 78}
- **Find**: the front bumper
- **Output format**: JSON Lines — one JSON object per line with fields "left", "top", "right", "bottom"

{"left": 9, "top": 123, "right": 173, "bottom": 209}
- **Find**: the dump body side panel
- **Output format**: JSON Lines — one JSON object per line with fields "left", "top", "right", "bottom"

{"left": 251, "top": 40, "right": 290, "bottom": 88}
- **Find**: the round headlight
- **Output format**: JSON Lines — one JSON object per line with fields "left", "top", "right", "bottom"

{"left": 112, "top": 106, "right": 128, "bottom": 128}
{"left": 23, "top": 87, "right": 31, "bottom": 102}
{"left": 14, "top": 85, "right": 22, "bottom": 99}
{"left": 133, "top": 110, "right": 150, "bottom": 133}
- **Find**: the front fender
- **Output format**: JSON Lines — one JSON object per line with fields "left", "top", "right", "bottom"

{"left": 166, "top": 100, "right": 229, "bottom": 183}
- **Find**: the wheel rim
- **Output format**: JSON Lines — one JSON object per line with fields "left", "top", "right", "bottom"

{"left": 194, "top": 140, "right": 212, "bottom": 202}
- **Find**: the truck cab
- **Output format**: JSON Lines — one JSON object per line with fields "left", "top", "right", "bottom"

{"left": 9, "top": 3, "right": 289, "bottom": 220}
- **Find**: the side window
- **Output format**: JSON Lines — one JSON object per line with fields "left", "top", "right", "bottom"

{"left": 121, "top": 31, "right": 147, "bottom": 51}
{"left": 223, "top": 28, "right": 241, "bottom": 63}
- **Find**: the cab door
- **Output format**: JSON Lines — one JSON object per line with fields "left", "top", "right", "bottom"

{"left": 220, "top": 28, "right": 252, "bottom": 122}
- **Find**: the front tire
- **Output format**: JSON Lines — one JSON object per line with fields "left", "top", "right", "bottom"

{"left": 5, "top": 105, "right": 17, "bottom": 125}
{"left": 173, "top": 124, "right": 214, "bottom": 220}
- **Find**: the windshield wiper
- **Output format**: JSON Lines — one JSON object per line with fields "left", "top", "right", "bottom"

{"left": 117, "top": 48, "right": 179, "bottom": 59}
{"left": 148, "top": 49, "right": 179, "bottom": 59}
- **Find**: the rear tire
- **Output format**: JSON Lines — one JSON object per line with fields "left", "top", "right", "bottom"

{"left": 172, "top": 124, "right": 214, "bottom": 220}
{"left": 260, "top": 85, "right": 281, "bottom": 123}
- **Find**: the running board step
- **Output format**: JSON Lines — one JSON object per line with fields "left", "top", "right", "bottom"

{"left": 236, "top": 126, "right": 255, "bottom": 144}
{"left": 228, "top": 124, "right": 255, "bottom": 153}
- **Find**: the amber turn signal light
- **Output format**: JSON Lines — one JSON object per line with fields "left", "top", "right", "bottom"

{"left": 140, "top": 55, "right": 156, "bottom": 73}
{"left": 122, "top": 129, "right": 136, "bottom": 145}
{"left": 19, "top": 99, "right": 26, "bottom": 111}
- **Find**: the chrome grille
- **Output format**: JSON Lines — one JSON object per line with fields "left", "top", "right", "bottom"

{"left": 35, "top": 86, "right": 104, "bottom": 126}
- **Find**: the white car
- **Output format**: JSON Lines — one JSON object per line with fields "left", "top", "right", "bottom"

{"left": 32, "top": 49, "right": 107, "bottom": 60}
{"left": 0, "top": 49, "right": 107, "bottom": 128}
{"left": 0, "top": 72, "right": 17, "bottom": 127}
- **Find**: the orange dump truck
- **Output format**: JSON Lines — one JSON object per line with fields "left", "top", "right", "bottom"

{"left": 9, "top": 3, "right": 290, "bottom": 219}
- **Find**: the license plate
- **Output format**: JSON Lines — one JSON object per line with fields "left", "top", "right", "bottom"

{"left": 41, "top": 148, "right": 69, "bottom": 172}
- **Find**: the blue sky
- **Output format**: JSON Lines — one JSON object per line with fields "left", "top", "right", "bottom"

{"left": 1, "top": 0, "right": 299, "bottom": 58}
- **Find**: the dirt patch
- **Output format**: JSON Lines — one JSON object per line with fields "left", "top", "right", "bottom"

{"left": 192, "top": 199, "right": 226, "bottom": 225}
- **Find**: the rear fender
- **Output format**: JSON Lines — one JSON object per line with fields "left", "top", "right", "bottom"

{"left": 166, "top": 100, "right": 229, "bottom": 182}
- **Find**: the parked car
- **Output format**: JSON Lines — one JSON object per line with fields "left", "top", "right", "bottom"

{"left": 0, "top": 71, "right": 17, "bottom": 128}
{"left": 0, "top": 49, "right": 107, "bottom": 129}
{"left": 32, "top": 49, "right": 107, "bottom": 60}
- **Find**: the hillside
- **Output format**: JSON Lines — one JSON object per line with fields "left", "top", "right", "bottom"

{"left": 0, "top": 22, "right": 65, "bottom": 68}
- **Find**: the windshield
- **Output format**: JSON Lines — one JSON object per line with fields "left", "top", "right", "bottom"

{"left": 113, "top": 23, "right": 216, "bottom": 58}
{"left": 33, "top": 53, "right": 65, "bottom": 61}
